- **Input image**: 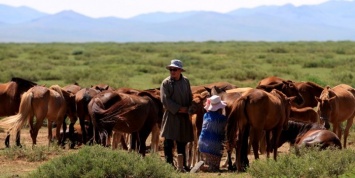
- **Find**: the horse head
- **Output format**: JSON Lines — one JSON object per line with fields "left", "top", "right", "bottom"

{"left": 271, "top": 89, "right": 295, "bottom": 130}
{"left": 91, "top": 84, "right": 114, "bottom": 92}
{"left": 188, "top": 91, "right": 210, "bottom": 115}
{"left": 281, "top": 81, "right": 304, "bottom": 105}
{"left": 315, "top": 86, "right": 336, "bottom": 129}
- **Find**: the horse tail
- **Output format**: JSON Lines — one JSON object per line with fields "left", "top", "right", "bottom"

{"left": 226, "top": 96, "right": 247, "bottom": 151}
{"left": 49, "top": 85, "right": 64, "bottom": 98}
{"left": 0, "top": 90, "right": 33, "bottom": 136}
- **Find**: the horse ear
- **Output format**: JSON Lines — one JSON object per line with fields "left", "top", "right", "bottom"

{"left": 329, "top": 96, "right": 336, "bottom": 101}
{"left": 288, "top": 96, "right": 296, "bottom": 102}
{"left": 204, "top": 87, "right": 211, "bottom": 95}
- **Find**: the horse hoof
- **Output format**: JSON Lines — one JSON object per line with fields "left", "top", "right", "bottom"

{"left": 70, "top": 143, "right": 76, "bottom": 149}
{"left": 228, "top": 166, "right": 237, "bottom": 172}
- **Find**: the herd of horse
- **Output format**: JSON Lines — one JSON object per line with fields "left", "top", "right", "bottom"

{"left": 0, "top": 76, "right": 354, "bottom": 172}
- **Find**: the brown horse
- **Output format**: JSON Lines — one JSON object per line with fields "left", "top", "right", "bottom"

{"left": 0, "top": 77, "right": 37, "bottom": 147}
{"left": 290, "top": 106, "right": 319, "bottom": 123}
{"left": 115, "top": 87, "right": 163, "bottom": 154}
{"left": 257, "top": 76, "right": 303, "bottom": 105}
{"left": 226, "top": 89, "right": 293, "bottom": 172}
{"left": 0, "top": 85, "right": 73, "bottom": 147}
{"left": 61, "top": 83, "right": 82, "bottom": 147}
{"left": 191, "top": 81, "right": 237, "bottom": 94}
{"left": 74, "top": 84, "right": 114, "bottom": 147}
{"left": 187, "top": 90, "right": 210, "bottom": 167}
{"left": 88, "top": 90, "right": 162, "bottom": 156}
{"left": 316, "top": 84, "right": 355, "bottom": 148}
{"left": 294, "top": 81, "right": 324, "bottom": 108}
{"left": 277, "top": 121, "right": 341, "bottom": 151}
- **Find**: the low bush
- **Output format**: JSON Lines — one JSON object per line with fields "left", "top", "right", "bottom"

{"left": 247, "top": 147, "right": 355, "bottom": 177}
{"left": 28, "top": 145, "right": 180, "bottom": 178}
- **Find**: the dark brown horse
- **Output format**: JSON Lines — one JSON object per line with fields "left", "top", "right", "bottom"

{"left": 0, "top": 77, "right": 37, "bottom": 147}
{"left": 61, "top": 83, "right": 82, "bottom": 147}
{"left": 88, "top": 90, "right": 162, "bottom": 156}
{"left": 277, "top": 121, "right": 341, "bottom": 151}
{"left": 73, "top": 84, "right": 114, "bottom": 147}
{"left": 316, "top": 84, "right": 355, "bottom": 148}
{"left": 257, "top": 76, "right": 303, "bottom": 105}
{"left": 294, "top": 81, "right": 324, "bottom": 108}
{"left": 0, "top": 85, "right": 73, "bottom": 147}
{"left": 226, "top": 89, "right": 293, "bottom": 172}
{"left": 115, "top": 87, "right": 163, "bottom": 154}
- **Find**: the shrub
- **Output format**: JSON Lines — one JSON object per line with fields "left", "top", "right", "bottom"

{"left": 28, "top": 145, "right": 180, "bottom": 178}
{"left": 247, "top": 147, "right": 355, "bottom": 177}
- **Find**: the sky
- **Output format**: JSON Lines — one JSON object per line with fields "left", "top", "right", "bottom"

{"left": 0, "top": 0, "right": 332, "bottom": 19}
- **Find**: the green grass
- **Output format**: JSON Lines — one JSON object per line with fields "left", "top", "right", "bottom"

{"left": 1, "top": 41, "right": 355, "bottom": 89}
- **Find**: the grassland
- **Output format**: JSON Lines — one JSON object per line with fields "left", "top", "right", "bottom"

{"left": 1, "top": 41, "right": 355, "bottom": 89}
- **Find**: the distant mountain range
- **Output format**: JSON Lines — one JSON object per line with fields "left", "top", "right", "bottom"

{"left": 0, "top": 0, "right": 355, "bottom": 42}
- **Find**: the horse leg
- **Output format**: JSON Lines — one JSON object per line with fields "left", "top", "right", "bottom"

{"left": 120, "top": 134, "right": 128, "bottom": 150}
{"left": 239, "top": 125, "right": 250, "bottom": 172}
{"left": 250, "top": 128, "right": 261, "bottom": 160}
{"left": 62, "top": 120, "right": 68, "bottom": 146}
{"left": 265, "top": 131, "right": 271, "bottom": 158}
{"left": 139, "top": 127, "right": 153, "bottom": 157}
{"left": 259, "top": 131, "right": 267, "bottom": 154}
{"left": 272, "top": 129, "right": 282, "bottom": 161}
{"left": 47, "top": 121, "right": 53, "bottom": 148}
{"left": 5, "top": 132, "right": 10, "bottom": 148}
{"left": 150, "top": 123, "right": 160, "bottom": 153}
{"left": 332, "top": 122, "right": 341, "bottom": 141}
{"left": 87, "top": 120, "right": 94, "bottom": 145}
{"left": 15, "top": 131, "right": 22, "bottom": 147}
{"left": 78, "top": 114, "right": 87, "bottom": 144}
{"left": 55, "top": 120, "right": 64, "bottom": 146}
{"left": 343, "top": 117, "right": 354, "bottom": 148}
{"left": 112, "top": 131, "right": 122, "bottom": 149}
{"left": 130, "top": 132, "right": 138, "bottom": 152}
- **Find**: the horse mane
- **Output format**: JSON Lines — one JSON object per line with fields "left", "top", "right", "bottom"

{"left": 305, "top": 81, "right": 323, "bottom": 90}
{"left": 271, "top": 89, "right": 286, "bottom": 97}
{"left": 11, "top": 77, "right": 37, "bottom": 86}
{"left": 291, "top": 121, "right": 325, "bottom": 138}
{"left": 320, "top": 85, "right": 334, "bottom": 99}
{"left": 280, "top": 121, "right": 324, "bottom": 146}
{"left": 256, "top": 82, "right": 283, "bottom": 92}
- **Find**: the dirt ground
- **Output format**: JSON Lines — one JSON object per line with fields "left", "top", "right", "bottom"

{"left": 0, "top": 126, "right": 291, "bottom": 177}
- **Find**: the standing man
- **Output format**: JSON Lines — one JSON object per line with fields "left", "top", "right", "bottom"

{"left": 160, "top": 59, "right": 194, "bottom": 171}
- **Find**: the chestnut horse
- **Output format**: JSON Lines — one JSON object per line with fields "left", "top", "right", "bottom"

{"left": 0, "top": 77, "right": 37, "bottom": 147}
{"left": 226, "top": 89, "right": 293, "bottom": 172}
{"left": 294, "top": 81, "right": 324, "bottom": 108}
{"left": 88, "top": 90, "right": 162, "bottom": 156}
{"left": 257, "top": 76, "right": 303, "bottom": 106}
{"left": 290, "top": 106, "right": 319, "bottom": 123}
{"left": 277, "top": 121, "right": 341, "bottom": 151}
{"left": 0, "top": 85, "right": 74, "bottom": 147}
{"left": 316, "top": 84, "right": 355, "bottom": 148}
